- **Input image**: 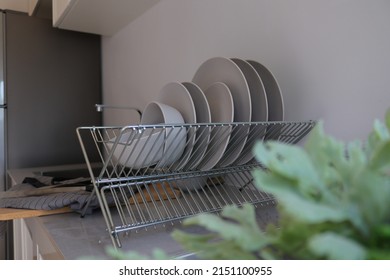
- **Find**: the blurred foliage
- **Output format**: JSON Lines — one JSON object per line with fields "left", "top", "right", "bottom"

{"left": 106, "top": 109, "right": 390, "bottom": 260}
{"left": 171, "top": 109, "right": 390, "bottom": 260}
{"left": 105, "top": 246, "right": 170, "bottom": 260}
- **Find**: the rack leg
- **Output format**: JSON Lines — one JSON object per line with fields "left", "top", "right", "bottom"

{"left": 80, "top": 189, "right": 96, "bottom": 218}
{"left": 112, "top": 232, "right": 122, "bottom": 248}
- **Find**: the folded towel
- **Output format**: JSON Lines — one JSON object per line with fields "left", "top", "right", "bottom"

{"left": 0, "top": 176, "right": 100, "bottom": 214}
{"left": 0, "top": 176, "right": 135, "bottom": 215}
{"left": 0, "top": 187, "right": 98, "bottom": 211}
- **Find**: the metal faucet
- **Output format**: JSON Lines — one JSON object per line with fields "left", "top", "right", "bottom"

{"left": 95, "top": 104, "right": 142, "bottom": 118}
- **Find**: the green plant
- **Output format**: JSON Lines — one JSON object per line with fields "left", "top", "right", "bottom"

{"left": 171, "top": 109, "right": 390, "bottom": 260}
{"left": 105, "top": 247, "right": 170, "bottom": 260}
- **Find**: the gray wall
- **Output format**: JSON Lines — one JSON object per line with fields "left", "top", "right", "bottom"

{"left": 102, "top": 0, "right": 390, "bottom": 141}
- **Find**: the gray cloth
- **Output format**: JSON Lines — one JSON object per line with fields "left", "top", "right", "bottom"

{"left": 0, "top": 177, "right": 133, "bottom": 214}
{"left": 0, "top": 183, "right": 100, "bottom": 212}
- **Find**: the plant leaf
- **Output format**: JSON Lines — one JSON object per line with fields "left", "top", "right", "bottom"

{"left": 369, "top": 141, "right": 390, "bottom": 172}
{"left": 351, "top": 169, "right": 390, "bottom": 227}
{"left": 104, "top": 246, "right": 171, "bottom": 260}
{"left": 222, "top": 204, "right": 264, "bottom": 233}
{"left": 366, "top": 119, "right": 390, "bottom": 158}
{"left": 182, "top": 205, "right": 268, "bottom": 252}
{"left": 386, "top": 108, "right": 390, "bottom": 131}
{"left": 253, "top": 141, "right": 325, "bottom": 197}
{"left": 308, "top": 232, "right": 366, "bottom": 259}
{"left": 254, "top": 167, "right": 369, "bottom": 235}
{"left": 273, "top": 188, "right": 346, "bottom": 223}
{"left": 171, "top": 230, "right": 257, "bottom": 260}
{"left": 304, "top": 123, "right": 369, "bottom": 199}
{"left": 346, "top": 140, "right": 366, "bottom": 173}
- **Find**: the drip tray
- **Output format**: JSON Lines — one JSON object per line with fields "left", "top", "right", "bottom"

{"left": 35, "top": 166, "right": 102, "bottom": 180}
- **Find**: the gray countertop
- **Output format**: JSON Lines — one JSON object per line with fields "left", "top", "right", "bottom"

{"left": 7, "top": 164, "right": 279, "bottom": 260}
{"left": 6, "top": 164, "right": 205, "bottom": 259}
{"left": 39, "top": 209, "right": 198, "bottom": 259}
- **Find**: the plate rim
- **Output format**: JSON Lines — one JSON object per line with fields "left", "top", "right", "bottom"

{"left": 197, "top": 81, "right": 234, "bottom": 171}
{"left": 192, "top": 57, "right": 251, "bottom": 167}
{"left": 246, "top": 60, "right": 284, "bottom": 142}
{"left": 231, "top": 58, "right": 268, "bottom": 165}
{"left": 156, "top": 81, "right": 197, "bottom": 170}
{"left": 246, "top": 59, "right": 284, "bottom": 121}
{"left": 181, "top": 81, "right": 212, "bottom": 170}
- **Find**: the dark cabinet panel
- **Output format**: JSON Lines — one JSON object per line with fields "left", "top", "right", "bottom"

{"left": 5, "top": 11, "right": 102, "bottom": 168}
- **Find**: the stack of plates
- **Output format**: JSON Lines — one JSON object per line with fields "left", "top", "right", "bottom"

{"left": 189, "top": 57, "right": 284, "bottom": 169}
{"left": 114, "top": 57, "right": 284, "bottom": 189}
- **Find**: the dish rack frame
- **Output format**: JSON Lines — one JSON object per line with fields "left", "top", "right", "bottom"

{"left": 76, "top": 121, "right": 315, "bottom": 248}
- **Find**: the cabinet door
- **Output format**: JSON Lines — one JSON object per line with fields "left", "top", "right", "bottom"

{"left": 13, "top": 219, "right": 34, "bottom": 260}
{"left": 13, "top": 219, "right": 23, "bottom": 259}
{"left": 21, "top": 220, "right": 34, "bottom": 260}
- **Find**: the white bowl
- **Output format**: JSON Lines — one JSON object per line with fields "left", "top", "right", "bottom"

{"left": 107, "top": 102, "right": 186, "bottom": 169}
{"left": 107, "top": 128, "right": 165, "bottom": 169}
{"left": 141, "top": 101, "right": 186, "bottom": 168}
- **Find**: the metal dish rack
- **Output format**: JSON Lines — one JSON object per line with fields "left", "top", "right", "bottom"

{"left": 76, "top": 121, "right": 315, "bottom": 248}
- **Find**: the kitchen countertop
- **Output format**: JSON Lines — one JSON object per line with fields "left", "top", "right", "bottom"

{"left": 7, "top": 164, "right": 279, "bottom": 260}
{"left": 7, "top": 163, "right": 194, "bottom": 259}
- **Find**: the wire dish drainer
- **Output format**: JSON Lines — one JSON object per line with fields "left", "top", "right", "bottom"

{"left": 77, "top": 121, "right": 315, "bottom": 248}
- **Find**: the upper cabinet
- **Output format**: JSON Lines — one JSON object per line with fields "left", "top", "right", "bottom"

{"left": 52, "top": 0, "right": 71, "bottom": 24}
{"left": 28, "top": 0, "right": 39, "bottom": 15}
{"left": 52, "top": 0, "right": 160, "bottom": 36}
{"left": 0, "top": 0, "right": 29, "bottom": 14}
{"left": 0, "top": 0, "right": 40, "bottom": 15}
